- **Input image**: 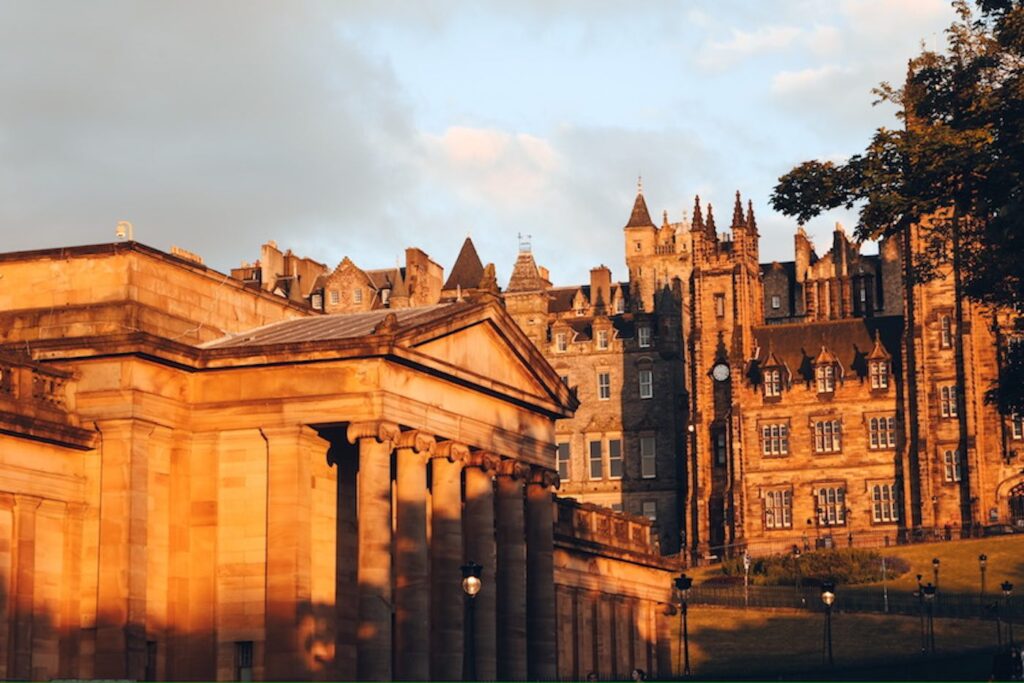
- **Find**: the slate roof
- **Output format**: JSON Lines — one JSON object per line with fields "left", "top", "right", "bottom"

{"left": 625, "top": 192, "right": 656, "bottom": 228}
{"left": 444, "top": 238, "right": 485, "bottom": 291}
{"left": 202, "top": 303, "right": 469, "bottom": 348}
{"left": 748, "top": 316, "right": 903, "bottom": 383}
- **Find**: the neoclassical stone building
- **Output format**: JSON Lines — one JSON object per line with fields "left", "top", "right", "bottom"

{"left": 0, "top": 242, "right": 684, "bottom": 681}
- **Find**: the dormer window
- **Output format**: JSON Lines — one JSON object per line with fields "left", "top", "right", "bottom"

{"left": 556, "top": 332, "right": 567, "bottom": 353}
{"left": 870, "top": 361, "right": 889, "bottom": 389}
{"left": 638, "top": 326, "right": 651, "bottom": 348}
{"left": 764, "top": 369, "right": 782, "bottom": 398}
{"left": 816, "top": 364, "right": 835, "bottom": 393}
{"left": 596, "top": 330, "right": 609, "bottom": 350}
{"left": 615, "top": 298, "right": 625, "bottom": 314}
{"left": 381, "top": 288, "right": 391, "bottom": 306}
{"left": 575, "top": 307, "right": 586, "bottom": 317}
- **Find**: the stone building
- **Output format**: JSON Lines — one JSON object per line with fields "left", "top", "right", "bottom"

{"left": 0, "top": 241, "right": 684, "bottom": 682}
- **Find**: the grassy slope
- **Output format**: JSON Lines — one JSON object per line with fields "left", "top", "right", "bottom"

{"left": 684, "top": 606, "right": 999, "bottom": 679}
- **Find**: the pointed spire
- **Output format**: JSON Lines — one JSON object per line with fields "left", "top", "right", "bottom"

{"left": 692, "top": 195, "right": 704, "bottom": 233}
{"left": 705, "top": 203, "right": 717, "bottom": 238}
{"left": 746, "top": 199, "right": 758, "bottom": 233}
{"left": 625, "top": 183, "right": 655, "bottom": 228}
{"left": 443, "top": 237, "right": 485, "bottom": 291}
{"left": 662, "top": 209, "right": 669, "bottom": 227}
{"left": 732, "top": 190, "right": 745, "bottom": 228}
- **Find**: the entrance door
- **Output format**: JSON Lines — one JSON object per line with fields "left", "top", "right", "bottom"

{"left": 1010, "top": 482, "right": 1024, "bottom": 526}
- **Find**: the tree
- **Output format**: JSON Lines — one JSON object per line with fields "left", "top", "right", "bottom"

{"left": 771, "top": 0, "right": 1024, "bottom": 415}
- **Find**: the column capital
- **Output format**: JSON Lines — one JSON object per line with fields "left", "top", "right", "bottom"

{"left": 394, "top": 429, "right": 436, "bottom": 455}
{"left": 527, "top": 466, "right": 560, "bottom": 490}
{"left": 0, "top": 492, "right": 15, "bottom": 510}
{"left": 464, "top": 450, "right": 500, "bottom": 473}
{"left": 347, "top": 420, "right": 400, "bottom": 445}
{"left": 432, "top": 440, "right": 470, "bottom": 463}
{"left": 496, "top": 458, "right": 531, "bottom": 480}
{"left": 13, "top": 493, "right": 43, "bottom": 510}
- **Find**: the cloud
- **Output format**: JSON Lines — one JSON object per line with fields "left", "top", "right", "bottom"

{"left": 698, "top": 25, "right": 802, "bottom": 69}
{"left": 771, "top": 64, "right": 850, "bottom": 94}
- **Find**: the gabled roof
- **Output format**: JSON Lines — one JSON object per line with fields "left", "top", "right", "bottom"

{"left": 444, "top": 238, "right": 485, "bottom": 291}
{"left": 625, "top": 191, "right": 656, "bottom": 229}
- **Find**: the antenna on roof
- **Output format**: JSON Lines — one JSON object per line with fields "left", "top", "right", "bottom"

{"left": 517, "top": 232, "right": 532, "bottom": 253}
{"left": 116, "top": 221, "right": 134, "bottom": 241}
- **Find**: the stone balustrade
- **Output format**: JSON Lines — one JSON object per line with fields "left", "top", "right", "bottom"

{"left": 555, "top": 497, "right": 661, "bottom": 556}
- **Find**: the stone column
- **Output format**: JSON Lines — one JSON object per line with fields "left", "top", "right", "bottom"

{"left": 348, "top": 420, "right": 399, "bottom": 682}
{"left": 526, "top": 467, "right": 559, "bottom": 681}
{"left": 430, "top": 442, "right": 468, "bottom": 681}
{"left": 463, "top": 451, "right": 499, "bottom": 681}
{"left": 394, "top": 430, "right": 434, "bottom": 681}
{"left": 11, "top": 494, "right": 41, "bottom": 681}
{"left": 495, "top": 458, "right": 529, "bottom": 681}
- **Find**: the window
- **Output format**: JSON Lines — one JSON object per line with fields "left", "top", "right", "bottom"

{"left": 939, "top": 315, "right": 952, "bottom": 349}
{"left": 611, "top": 503, "right": 623, "bottom": 512}
{"left": 871, "top": 483, "right": 898, "bottom": 523}
{"left": 713, "top": 430, "right": 727, "bottom": 467}
{"left": 329, "top": 289, "right": 340, "bottom": 305}
{"left": 943, "top": 449, "right": 962, "bottom": 482}
{"left": 816, "top": 364, "right": 835, "bottom": 393}
{"left": 576, "top": 307, "right": 586, "bottom": 317}
{"left": 556, "top": 332, "right": 567, "bottom": 352}
{"left": 615, "top": 297, "right": 625, "bottom": 314}
{"left": 771, "top": 295, "right": 781, "bottom": 310}
{"left": 597, "top": 329, "right": 609, "bottom": 350}
{"left": 638, "top": 326, "right": 651, "bottom": 348}
{"left": 870, "top": 361, "right": 889, "bottom": 389}
{"left": 235, "top": 641, "right": 254, "bottom": 682}
{"left": 868, "top": 416, "right": 897, "bottom": 449}
{"left": 557, "top": 442, "right": 571, "bottom": 481}
{"left": 764, "top": 489, "right": 792, "bottom": 529}
{"left": 597, "top": 372, "right": 611, "bottom": 400}
{"left": 311, "top": 293, "right": 323, "bottom": 310}
{"left": 939, "top": 385, "right": 958, "bottom": 417}
{"left": 608, "top": 439, "right": 623, "bottom": 479}
{"left": 589, "top": 440, "right": 603, "bottom": 479}
{"left": 642, "top": 500, "right": 658, "bottom": 521}
{"left": 640, "top": 437, "right": 657, "bottom": 478}
{"left": 714, "top": 293, "right": 726, "bottom": 318}
{"left": 761, "top": 423, "right": 789, "bottom": 456}
{"left": 634, "top": 241, "right": 641, "bottom": 252}
{"left": 763, "top": 369, "right": 782, "bottom": 398}
{"left": 813, "top": 420, "right": 842, "bottom": 453}
{"left": 1012, "top": 413, "right": 1023, "bottom": 440}
{"left": 353, "top": 288, "right": 363, "bottom": 304}
{"left": 817, "top": 486, "right": 846, "bottom": 526}
{"left": 381, "top": 288, "right": 391, "bottom": 305}
{"left": 638, "top": 369, "right": 653, "bottom": 399}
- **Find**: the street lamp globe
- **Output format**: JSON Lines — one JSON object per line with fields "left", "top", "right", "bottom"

{"left": 979, "top": 554, "right": 987, "bottom": 569}
{"left": 820, "top": 581, "right": 836, "bottom": 606}
{"left": 922, "top": 583, "right": 937, "bottom": 601}
{"left": 674, "top": 573, "right": 693, "bottom": 600}
{"left": 932, "top": 558, "right": 940, "bottom": 570}
{"left": 461, "top": 561, "right": 483, "bottom": 597}
{"left": 1002, "top": 581, "right": 1014, "bottom": 598}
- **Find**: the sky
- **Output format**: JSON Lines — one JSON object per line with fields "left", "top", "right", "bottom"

{"left": 0, "top": 0, "right": 959, "bottom": 286}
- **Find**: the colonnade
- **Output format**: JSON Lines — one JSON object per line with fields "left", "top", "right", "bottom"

{"left": 347, "top": 421, "right": 559, "bottom": 682}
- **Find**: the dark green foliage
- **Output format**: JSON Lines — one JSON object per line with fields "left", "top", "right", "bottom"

{"left": 718, "top": 549, "right": 910, "bottom": 587}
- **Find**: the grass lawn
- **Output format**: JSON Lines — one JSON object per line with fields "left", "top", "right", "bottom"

{"left": 682, "top": 605, "right": 1000, "bottom": 679}
{"left": 691, "top": 534, "right": 1024, "bottom": 596}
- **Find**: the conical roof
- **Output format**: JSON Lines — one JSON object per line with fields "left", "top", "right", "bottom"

{"left": 625, "top": 192, "right": 655, "bottom": 229}
{"left": 443, "top": 237, "right": 485, "bottom": 291}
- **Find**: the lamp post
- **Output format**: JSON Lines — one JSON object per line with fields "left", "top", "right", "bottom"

{"left": 792, "top": 546, "right": 802, "bottom": 604}
{"left": 916, "top": 574, "right": 926, "bottom": 654}
{"left": 743, "top": 552, "right": 751, "bottom": 609}
{"left": 821, "top": 581, "right": 835, "bottom": 668}
{"left": 979, "top": 554, "right": 988, "bottom": 601}
{"left": 932, "top": 558, "right": 941, "bottom": 591}
{"left": 881, "top": 555, "right": 889, "bottom": 614}
{"left": 922, "top": 582, "right": 937, "bottom": 654}
{"left": 675, "top": 573, "right": 693, "bottom": 678}
{"left": 1003, "top": 581, "right": 1014, "bottom": 648}
{"left": 461, "top": 561, "right": 483, "bottom": 682}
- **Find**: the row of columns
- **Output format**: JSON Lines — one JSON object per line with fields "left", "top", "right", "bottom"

{"left": 347, "top": 421, "right": 559, "bottom": 682}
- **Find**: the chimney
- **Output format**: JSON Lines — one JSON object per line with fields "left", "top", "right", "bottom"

{"left": 590, "top": 265, "right": 612, "bottom": 313}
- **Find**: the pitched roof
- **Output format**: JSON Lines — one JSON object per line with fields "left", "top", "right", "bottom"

{"left": 625, "top": 192, "right": 656, "bottom": 229}
{"left": 443, "top": 237, "right": 485, "bottom": 291}
{"left": 202, "top": 303, "right": 467, "bottom": 348}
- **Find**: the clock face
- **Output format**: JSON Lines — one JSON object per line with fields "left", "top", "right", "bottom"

{"left": 712, "top": 363, "right": 730, "bottom": 382}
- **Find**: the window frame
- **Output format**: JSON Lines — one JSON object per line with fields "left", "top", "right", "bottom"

{"left": 943, "top": 449, "right": 962, "bottom": 482}
{"left": 608, "top": 438, "right": 623, "bottom": 480}
{"left": 869, "top": 361, "right": 889, "bottom": 389}
{"left": 815, "top": 364, "right": 836, "bottom": 393}
{"left": 939, "top": 384, "right": 959, "bottom": 417}
{"left": 556, "top": 442, "right": 571, "bottom": 482}
{"left": 597, "top": 371, "right": 611, "bottom": 400}
{"left": 764, "top": 489, "right": 793, "bottom": 530}
{"left": 640, "top": 436, "right": 657, "bottom": 479}
{"left": 1012, "top": 413, "right": 1023, "bottom": 440}
{"left": 868, "top": 415, "right": 897, "bottom": 450}
{"left": 813, "top": 419, "right": 842, "bottom": 454}
{"left": 760, "top": 422, "right": 789, "bottom": 456}
{"left": 770, "top": 294, "right": 781, "bottom": 310}
{"left": 714, "top": 293, "right": 726, "bottom": 318}
{"left": 939, "top": 314, "right": 952, "bottom": 349}
{"left": 638, "top": 369, "right": 653, "bottom": 399}
{"left": 353, "top": 287, "right": 363, "bottom": 304}
{"left": 763, "top": 368, "right": 782, "bottom": 398}
{"left": 329, "top": 289, "right": 340, "bottom": 306}
{"left": 816, "top": 486, "right": 847, "bottom": 526}
{"left": 871, "top": 483, "right": 899, "bottom": 523}
{"left": 588, "top": 440, "right": 603, "bottom": 480}
{"left": 642, "top": 500, "right": 657, "bottom": 521}
{"left": 596, "top": 329, "right": 609, "bottom": 350}
{"left": 638, "top": 326, "right": 651, "bottom": 348}
{"left": 556, "top": 332, "right": 567, "bottom": 353}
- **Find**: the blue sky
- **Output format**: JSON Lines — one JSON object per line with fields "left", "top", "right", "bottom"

{"left": 0, "top": 0, "right": 958, "bottom": 285}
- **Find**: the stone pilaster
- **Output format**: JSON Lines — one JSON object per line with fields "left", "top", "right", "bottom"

{"left": 393, "top": 430, "right": 434, "bottom": 681}
{"left": 348, "top": 420, "right": 399, "bottom": 682}
{"left": 463, "top": 450, "right": 499, "bottom": 681}
{"left": 526, "top": 466, "right": 559, "bottom": 681}
{"left": 10, "top": 495, "right": 41, "bottom": 681}
{"left": 0, "top": 493, "right": 15, "bottom": 680}
{"left": 330, "top": 439, "right": 359, "bottom": 680}
{"left": 495, "top": 458, "right": 529, "bottom": 681}
{"left": 430, "top": 442, "right": 468, "bottom": 681}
